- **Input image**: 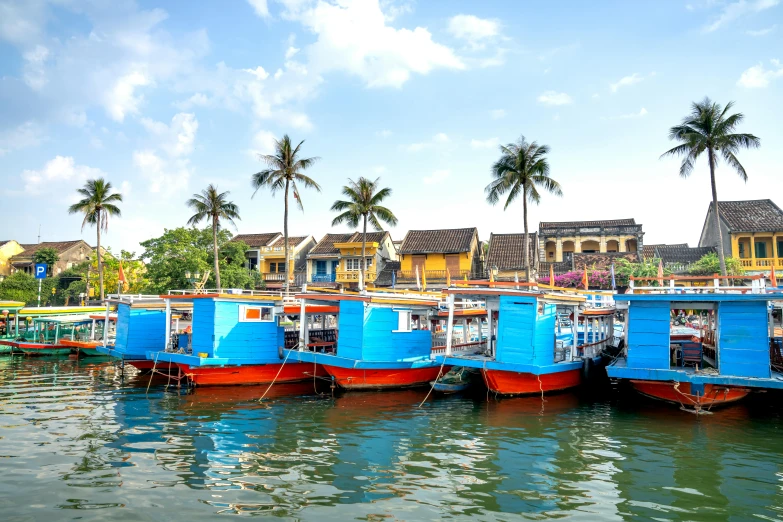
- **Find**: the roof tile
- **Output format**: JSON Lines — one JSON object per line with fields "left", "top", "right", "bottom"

{"left": 231, "top": 233, "right": 281, "bottom": 248}
{"left": 485, "top": 233, "right": 537, "bottom": 270}
{"left": 398, "top": 228, "right": 477, "bottom": 254}
{"left": 715, "top": 200, "right": 783, "bottom": 232}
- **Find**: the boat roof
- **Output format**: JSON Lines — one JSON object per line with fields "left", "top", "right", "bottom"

{"left": 17, "top": 306, "right": 107, "bottom": 316}
{"left": 443, "top": 286, "right": 586, "bottom": 305}
{"left": 0, "top": 301, "right": 25, "bottom": 312}
{"left": 296, "top": 291, "right": 440, "bottom": 308}
{"left": 616, "top": 292, "right": 776, "bottom": 303}
{"left": 33, "top": 314, "right": 98, "bottom": 324}
{"left": 159, "top": 292, "right": 283, "bottom": 304}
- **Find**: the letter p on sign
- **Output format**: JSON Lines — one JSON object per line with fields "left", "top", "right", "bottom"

{"left": 35, "top": 263, "right": 47, "bottom": 279}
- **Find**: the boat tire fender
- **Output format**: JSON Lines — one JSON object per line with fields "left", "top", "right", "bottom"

{"left": 582, "top": 357, "right": 594, "bottom": 382}
{"left": 278, "top": 345, "right": 284, "bottom": 360}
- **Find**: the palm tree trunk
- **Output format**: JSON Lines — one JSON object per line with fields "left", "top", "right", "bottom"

{"left": 361, "top": 214, "right": 367, "bottom": 291}
{"left": 708, "top": 148, "right": 728, "bottom": 277}
{"left": 213, "top": 215, "right": 221, "bottom": 291}
{"left": 283, "top": 179, "right": 290, "bottom": 296}
{"left": 523, "top": 192, "right": 530, "bottom": 283}
{"left": 97, "top": 212, "right": 104, "bottom": 301}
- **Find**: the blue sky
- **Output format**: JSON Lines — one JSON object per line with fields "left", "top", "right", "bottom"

{"left": 1, "top": 0, "right": 781, "bottom": 254}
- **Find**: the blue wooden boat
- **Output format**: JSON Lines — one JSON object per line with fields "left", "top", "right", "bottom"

{"left": 606, "top": 288, "right": 783, "bottom": 410}
{"left": 437, "top": 286, "right": 616, "bottom": 396}
{"left": 96, "top": 295, "right": 189, "bottom": 371}
{"left": 288, "top": 291, "right": 448, "bottom": 390}
{"left": 145, "top": 292, "right": 329, "bottom": 386}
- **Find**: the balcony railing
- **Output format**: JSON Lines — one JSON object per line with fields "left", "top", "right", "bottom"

{"left": 395, "top": 269, "right": 471, "bottom": 283}
{"left": 260, "top": 272, "right": 307, "bottom": 286}
{"left": 336, "top": 270, "right": 377, "bottom": 283}
{"left": 311, "top": 273, "right": 337, "bottom": 283}
{"left": 739, "top": 258, "right": 783, "bottom": 269}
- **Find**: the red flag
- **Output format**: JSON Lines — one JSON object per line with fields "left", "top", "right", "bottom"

{"left": 582, "top": 267, "right": 589, "bottom": 290}
{"left": 119, "top": 261, "right": 129, "bottom": 292}
{"left": 772, "top": 265, "right": 779, "bottom": 288}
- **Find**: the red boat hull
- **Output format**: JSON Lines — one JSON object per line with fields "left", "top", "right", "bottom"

{"left": 482, "top": 368, "right": 581, "bottom": 396}
{"left": 631, "top": 380, "right": 749, "bottom": 408}
{"left": 323, "top": 365, "right": 448, "bottom": 390}
{"left": 178, "top": 362, "right": 324, "bottom": 386}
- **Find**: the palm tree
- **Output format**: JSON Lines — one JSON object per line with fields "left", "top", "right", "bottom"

{"left": 68, "top": 178, "right": 122, "bottom": 301}
{"left": 331, "top": 177, "right": 398, "bottom": 289}
{"left": 661, "top": 98, "right": 760, "bottom": 276}
{"left": 251, "top": 135, "right": 320, "bottom": 295}
{"left": 186, "top": 184, "right": 240, "bottom": 291}
{"left": 485, "top": 136, "right": 562, "bottom": 282}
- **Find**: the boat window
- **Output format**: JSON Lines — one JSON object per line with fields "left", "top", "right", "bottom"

{"left": 394, "top": 310, "right": 412, "bottom": 332}
{"left": 239, "top": 305, "right": 274, "bottom": 322}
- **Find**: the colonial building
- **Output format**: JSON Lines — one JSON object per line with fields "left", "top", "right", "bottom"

{"left": 538, "top": 219, "right": 644, "bottom": 264}
{"left": 9, "top": 240, "right": 95, "bottom": 276}
{"left": 397, "top": 228, "right": 481, "bottom": 285}
{"left": 306, "top": 231, "right": 396, "bottom": 286}
{"left": 233, "top": 232, "right": 315, "bottom": 286}
{"left": 0, "top": 240, "right": 24, "bottom": 278}
{"left": 699, "top": 199, "right": 783, "bottom": 273}
{"left": 484, "top": 233, "right": 538, "bottom": 280}
{"left": 642, "top": 243, "right": 715, "bottom": 274}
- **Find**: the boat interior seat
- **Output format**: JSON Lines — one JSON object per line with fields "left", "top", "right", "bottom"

{"left": 681, "top": 342, "right": 703, "bottom": 367}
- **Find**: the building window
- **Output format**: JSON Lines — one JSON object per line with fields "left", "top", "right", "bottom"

{"left": 239, "top": 305, "right": 274, "bottom": 322}
{"left": 346, "top": 258, "right": 372, "bottom": 271}
{"left": 739, "top": 243, "right": 745, "bottom": 258}
{"left": 394, "top": 310, "right": 412, "bottom": 332}
{"left": 269, "top": 262, "right": 286, "bottom": 273}
{"left": 548, "top": 251, "right": 554, "bottom": 258}
{"left": 316, "top": 260, "right": 327, "bottom": 275}
{"left": 778, "top": 240, "right": 783, "bottom": 258}
{"left": 755, "top": 242, "right": 767, "bottom": 259}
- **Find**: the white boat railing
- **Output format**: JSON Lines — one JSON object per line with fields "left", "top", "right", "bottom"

{"left": 627, "top": 276, "right": 772, "bottom": 294}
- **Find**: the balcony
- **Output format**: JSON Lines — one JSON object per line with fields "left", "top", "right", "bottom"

{"left": 311, "top": 273, "right": 336, "bottom": 283}
{"left": 395, "top": 269, "right": 471, "bottom": 283}
{"left": 260, "top": 272, "right": 307, "bottom": 286}
{"left": 336, "top": 270, "right": 377, "bottom": 283}
{"left": 739, "top": 258, "right": 783, "bottom": 270}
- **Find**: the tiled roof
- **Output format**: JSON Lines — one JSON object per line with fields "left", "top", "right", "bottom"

{"left": 573, "top": 252, "right": 639, "bottom": 270}
{"left": 540, "top": 219, "right": 636, "bottom": 231}
{"left": 714, "top": 200, "right": 783, "bottom": 232}
{"left": 269, "top": 235, "right": 309, "bottom": 248}
{"left": 347, "top": 231, "right": 388, "bottom": 244}
{"left": 485, "top": 233, "right": 537, "bottom": 270}
{"left": 398, "top": 228, "right": 477, "bottom": 254}
{"left": 309, "top": 233, "right": 354, "bottom": 256}
{"left": 645, "top": 244, "right": 715, "bottom": 264}
{"left": 15, "top": 240, "right": 86, "bottom": 257}
{"left": 232, "top": 233, "right": 281, "bottom": 248}
{"left": 374, "top": 261, "right": 401, "bottom": 286}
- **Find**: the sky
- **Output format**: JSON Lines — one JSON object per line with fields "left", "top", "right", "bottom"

{"left": 1, "top": 0, "right": 782, "bottom": 255}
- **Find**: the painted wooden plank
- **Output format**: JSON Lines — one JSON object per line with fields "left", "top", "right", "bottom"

{"left": 337, "top": 300, "right": 364, "bottom": 360}
{"left": 720, "top": 361, "right": 770, "bottom": 379}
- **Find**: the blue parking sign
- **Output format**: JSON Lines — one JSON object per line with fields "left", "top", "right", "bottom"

{"left": 35, "top": 263, "right": 47, "bottom": 279}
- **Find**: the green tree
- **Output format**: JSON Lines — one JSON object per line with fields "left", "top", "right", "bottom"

{"left": 661, "top": 98, "right": 760, "bottom": 277}
{"left": 485, "top": 136, "right": 563, "bottom": 282}
{"left": 688, "top": 252, "right": 744, "bottom": 276}
{"left": 251, "top": 135, "right": 320, "bottom": 295}
{"left": 0, "top": 271, "right": 56, "bottom": 305}
{"left": 331, "top": 177, "right": 398, "bottom": 288}
{"left": 68, "top": 178, "right": 123, "bottom": 301}
{"left": 217, "top": 240, "right": 255, "bottom": 289}
{"left": 186, "top": 184, "right": 240, "bottom": 292}
{"left": 614, "top": 258, "right": 672, "bottom": 287}
{"left": 33, "top": 248, "right": 60, "bottom": 274}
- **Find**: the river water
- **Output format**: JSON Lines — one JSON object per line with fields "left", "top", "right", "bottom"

{"left": 1, "top": 357, "right": 783, "bottom": 521}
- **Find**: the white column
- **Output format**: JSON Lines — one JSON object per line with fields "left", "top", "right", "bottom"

{"left": 103, "top": 302, "right": 111, "bottom": 347}
{"left": 299, "top": 298, "right": 306, "bottom": 351}
{"left": 571, "top": 306, "right": 579, "bottom": 360}
{"left": 486, "top": 306, "right": 493, "bottom": 357}
{"left": 462, "top": 318, "right": 469, "bottom": 343}
{"left": 90, "top": 319, "right": 96, "bottom": 341}
{"left": 164, "top": 299, "right": 171, "bottom": 351}
{"left": 445, "top": 294, "right": 455, "bottom": 356}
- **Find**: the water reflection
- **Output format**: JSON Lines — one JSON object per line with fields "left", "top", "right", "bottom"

{"left": 1, "top": 357, "right": 783, "bottom": 520}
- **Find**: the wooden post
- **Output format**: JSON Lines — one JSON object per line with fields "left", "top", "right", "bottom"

{"left": 461, "top": 318, "right": 469, "bottom": 344}
{"left": 445, "top": 294, "right": 455, "bottom": 356}
{"left": 571, "top": 305, "right": 579, "bottom": 360}
{"left": 486, "top": 305, "right": 493, "bottom": 357}
{"left": 90, "top": 318, "right": 96, "bottom": 341}
{"left": 299, "top": 298, "right": 306, "bottom": 351}
{"left": 164, "top": 299, "right": 171, "bottom": 351}
{"left": 103, "top": 301, "right": 111, "bottom": 347}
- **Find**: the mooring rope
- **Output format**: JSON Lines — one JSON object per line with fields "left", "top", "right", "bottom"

{"left": 417, "top": 357, "right": 447, "bottom": 408}
{"left": 258, "top": 347, "right": 292, "bottom": 402}
{"left": 146, "top": 352, "right": 160, "bottom": 394}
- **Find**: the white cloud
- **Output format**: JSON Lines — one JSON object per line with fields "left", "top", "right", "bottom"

{"left": 405, "top": 142, "right": 429, "bottom": 152}
{"left": 285, "top": 46, "right": 300, "bottom": 59}
{"left": 737, "top": 59, "right": 783, "bottom": 87}
{"left": 22, "top": 44, "right": 49, "bottom": 90}
{"left": 423, "top": 169, "right": 450, "bottom": 185}
{"left": 447, "top": 14, "right": 500, "bottom": 49}
{"left": 132, "top": 150, "right": 191, "bottom": 194}
{"left": 243, "top": 66, "right": 270, "bottom": 80}
{"left": 373, "top": 165, "right": 387, "bottom": 174}
{"left": 21, "top": 156, "right": 105, "bottom": 194}
{"left": 404, "top": 132, "right": 450, "bottom": 152}
{"left": 747, "top": 24, "right": 777, "bottom": 35}
{"left": 703, "top": 0, "right": 779, "bottom": 32}
{"left": 0, "top": 121, "right": 46, "bottom": 156}
{"left": 470, "top": 137, "right": 499, "bottom": 149}
{"left": 610, "top": 73, "right": 644, "bottom": 93}
{"left": 249, "top": 129, "right": 278, "bottom": 157}
{"left": 281, "top": 0, "right": 465, "bottom": 88}
{"left": 537, "top": 91, "right": 573, "bottom": 106}
{"left": 616, "top": 107, "right": 649, "bottom": 119}
{"left": 490, "top": 109, "right": 505, "bottom": 119}
{"left": 174, "top": 92, "right": 211, "bottom": 110}
{"left": 140, "top": 113, "right": 199, "bottom": 157}
{"left": 376, "top": 129, "right": 392, "bottom": 138}
{"left": 433, "top": 132, "right": 449, "bottom": 143}
{"left": 247, "top": 0, "right": 270, "bottom": 18}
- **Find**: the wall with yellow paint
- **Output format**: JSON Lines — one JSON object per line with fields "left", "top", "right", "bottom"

{"left": 0, "top": 241, "right": 25, "bottom": 276}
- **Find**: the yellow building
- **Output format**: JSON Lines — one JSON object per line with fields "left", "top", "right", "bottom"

{"left": 538, "top": 219, "right": 644, "bottom": 263}
{"left": 397, "top": 228, "right": 480, "bottom": 284}
{"left": 699, "top": 199, "right": 783, "bottom": 272}
{"left": 307, "top": 231, "right": 396, "bottom": 286}
{"left": 233, "top": 233, "right": 316, "bottom": 286}
{"left": 0, "top": 240, "right": 24, "bottom": 277}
